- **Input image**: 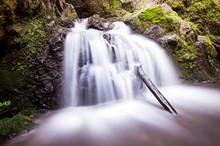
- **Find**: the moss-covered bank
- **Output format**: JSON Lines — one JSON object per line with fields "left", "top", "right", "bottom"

{"left": 160, "top": 0, "right": 220, "bottom": 35}
{"left": 125, "top": 3, "right": 220, "bottom": 82}
{"left": 0, "top": 0, "right": 77, "bottom": 140}
{"left": 0, "top": 114, "right": 32, "bottom": 139}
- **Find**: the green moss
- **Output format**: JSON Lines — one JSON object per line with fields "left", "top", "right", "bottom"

{"left": 126, "top": 16, "right": 147, "bottom": 31}
{"left": 139, "top": 5, "right": 180, "bottom": 33}
{"left": 122, "top": 1, "right": 135, "bottom": 12}
{"left": 0, "top": 114, "right": 32, "bottom": 138}
{"left": 184, "top": 0, "right": 220, "bottom": 35}
{"left": 212, "top": 0, "right": 220, "bottom": 8}
{"left": 204, "top": 36, "right": 216, "bottom": 66}
{"left": 112, "top": 0, "right": 122, "bottom": 8}
{"left": 100, "top": 0, "right": 123, "bottom": 17}
{"left": 0, "top": 100, "right": 11, "bottom": 107}
{"left": 171, "top": 34, "right": 195, "bottom": 64}
{"left": 209, "top": 35, "right": 220, "bottom": 43}
{"left": 168, "top": 1, "right": 185, "bottom": 14}
{"left": 162, "top": 0, "right": 220, "bottom": 35}
{"left": 11, "top": 18, "right": 46, "bottom": 73}
{"left": 134, "top": 5, "right": 198, "bottom": 79}
{"left": 66, "top": 11, "right": 77, "bottom": 19}
{"left": 140, "top": 6, "right": 165, "bottom": 23}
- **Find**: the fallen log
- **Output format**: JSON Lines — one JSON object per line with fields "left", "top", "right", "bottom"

{"left": 134, "top": 64, "right": 177, "bottom": 114}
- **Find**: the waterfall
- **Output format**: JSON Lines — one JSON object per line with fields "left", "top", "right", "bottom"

{"left": 63, "top": 20, "right": 178, "bottom": 106}
{"left": 5, "top": 20, "right": 220, "bottom": 146}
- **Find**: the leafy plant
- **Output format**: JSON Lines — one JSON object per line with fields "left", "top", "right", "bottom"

{"left": 0, "top": 101, "right": 11, "bottom": 108}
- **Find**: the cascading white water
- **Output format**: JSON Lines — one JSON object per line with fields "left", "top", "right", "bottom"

{"left": 63, "top": 20, "right": 178, "bottom": 106}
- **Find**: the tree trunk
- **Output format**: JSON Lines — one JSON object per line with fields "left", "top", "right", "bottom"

{"left": 134, "top": 64, "right": 177, "bottom": 114}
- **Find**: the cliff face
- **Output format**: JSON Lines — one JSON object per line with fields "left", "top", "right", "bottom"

{"left": 0, "top": 0, "right": 77, "bottom": 115}
{"left": 0, "top": 0, "right": 77, "bottom": 140}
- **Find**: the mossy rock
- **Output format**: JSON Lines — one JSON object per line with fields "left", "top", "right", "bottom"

{"left": 125, "top": 3, "right": 220, "bottom": 82}
{"left": 6, "top": 17, "right": 46, "bottom": 74}
{"left": 163, "top": 0, "right": 220, "bottom": 35}
{"left": 132, "top": 4, "right": 197, "bottom": 63}
{"left": 0, "top": 114, "right": 32, "bottom": 138}
{"left": 204, "top": 36, "right": 217, "bottom": 66}
{"left": 0, "top": 0, "right": 78, "bottom": 112}
{"left": 122, "top": 1, "right": 135, "bottom": 12}
{"left": 191, "top": 35, "right": 220, "bottom": 81}
{"left": 138, "top": 4, "right": 181, "bottom": 33}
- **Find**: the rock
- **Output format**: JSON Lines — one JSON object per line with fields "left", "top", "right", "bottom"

{"left": 17, "top": 0, "right": 41, "bottom": 15}
{"left": 158, "top": 34, "right": 179, "bottom": 48}
{"left": 88, "top": 15, "right": 114, "bottom": 31}
{"left": 121, "top": 0, "right": 157, "bottom": 9}
{"left": 179, "top": 21, "right": 197, "bottom": 43}
{"left": 161, "top": 3, "right": 177, "bottom": 13}
{"left": 124, "top": 3, "right": 219, "bottom": 82}
{"left": 66, "top": 0, "right": 122, "bottom": 18}
{"left": 47, "top": 20, "right": 55, "bottom": 27}
{"left": 192, "top": 35, "right": 219, "bottom": 81}
{"left": 122, "top": 1, "right": 135, "bottom": 12}
{"left": 27, "top": 23, "right": 73, "bottom": 109}
{"left": 143, "top": 24, "right": 164, "bottom": 39}
{"left": 163, "top": 0, "right": 220, "bottom": 35}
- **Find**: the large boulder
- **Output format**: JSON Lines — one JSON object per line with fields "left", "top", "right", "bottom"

{"left": 193, "top": 36, "right": 219, "bottom": 81}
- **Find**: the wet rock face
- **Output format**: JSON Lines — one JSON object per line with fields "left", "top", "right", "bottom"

{"left": 88, "top": 15, "right": 114, "bottom": 31}
{"left": 66, "top": 0, "right": 107, "bottom": 18}
{"left": 0, "top": 0, "right": 77, "bottom": 111}
{"left": 30, "top": 27, "right": 70, "bottom": 109}
{"left": 193, "top": 36, "right": 219, "bottom": 81}
{"left": 66, "top": 0, "right": 125, "bottom": 18}
{"left": 143, "top": 24, "right": 164, "bottom": 39}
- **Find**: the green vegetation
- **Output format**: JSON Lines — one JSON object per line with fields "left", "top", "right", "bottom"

{"left": 178, "top": 36, "right": 195, "bottom": 63}
{"left": 0, "top": 114, "right": 32, "bottom": 138}
{"left": 187, "top": 0, "right": 220, "bottom": 34}
{"left": 139, "top": 5, "right": 180, "bottom": 32}
{"left": 204, "top": 36, "right": 216, "bottom": 66}
{"left": 137, "top": 5, "right": 197, "bottom": 75}
{"left": 122, "top": 1, "right": 135, "bottom": 12}
{"left": 164, "top": 0, "right": 220, "bottom": 35}
{"left": 0, "top": 101, "right": 11, "bottom": 107}
{"left": 0, "top": 17, "right": 46, "bottom": 110}
{"left": 0, "top": 0, "right": 79, "bottom": 140}
{"left": 11, "top": 18, "right": 46, "bottom": 73}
